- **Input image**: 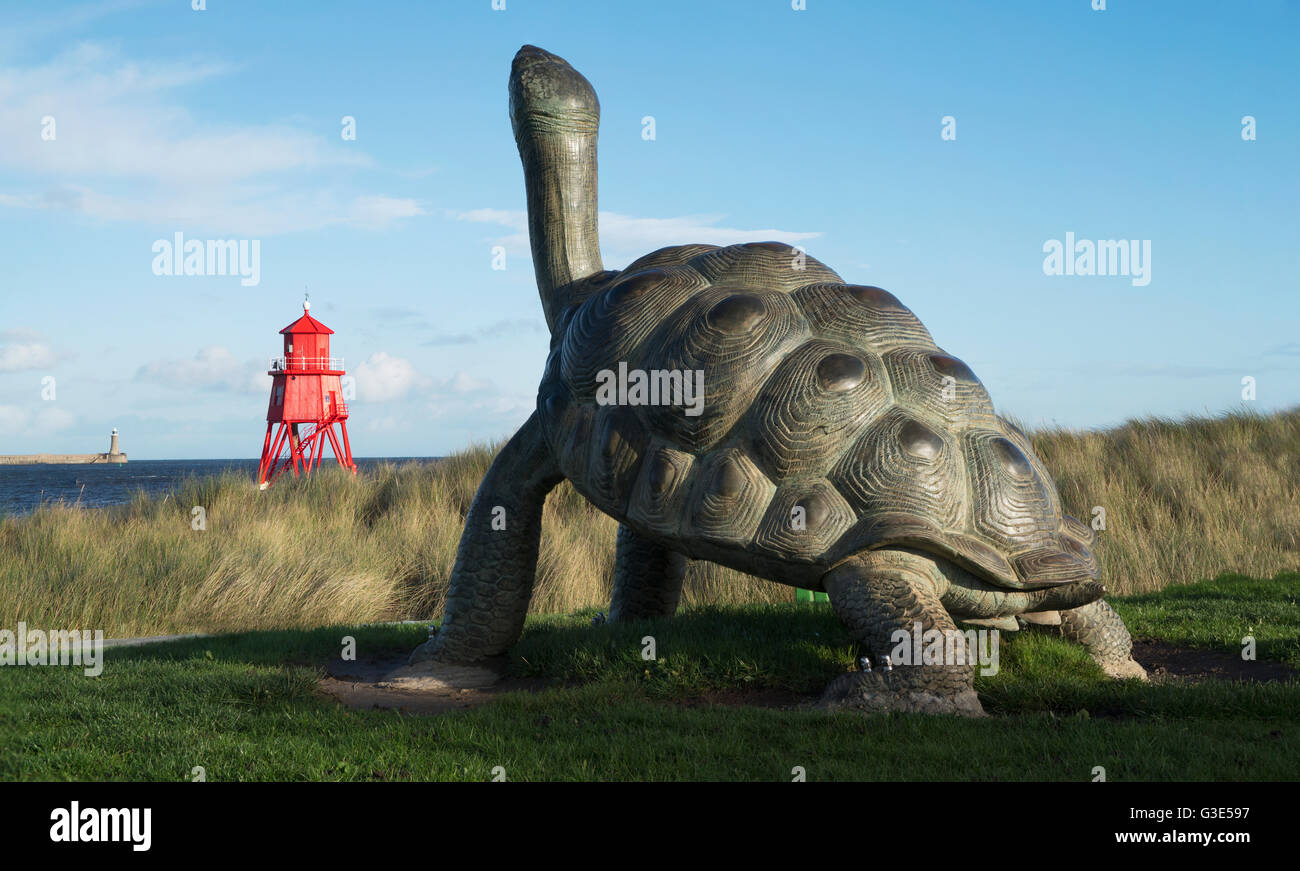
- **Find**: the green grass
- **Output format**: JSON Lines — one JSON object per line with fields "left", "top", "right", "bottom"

{"left": 1114, "top": 573, "right": 1300, "bottom": 668}
{"left": 2, "top": 572, "right": 1297, "bottom": 781}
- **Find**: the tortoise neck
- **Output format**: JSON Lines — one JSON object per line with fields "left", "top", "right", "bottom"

{"left": 515, "top": 114, "right": 602, "bottom": 333}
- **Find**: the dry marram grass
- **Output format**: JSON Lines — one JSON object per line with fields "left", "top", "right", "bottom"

{"left": 1, "top": 409, "right": 1295, "bottom": 636}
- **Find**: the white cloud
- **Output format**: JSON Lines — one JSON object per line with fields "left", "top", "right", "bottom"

{"left": 446, "top": 371, "right": 492, "bottom": 394}
{"left": 0, "top": 405, "right": 28, "bottom": 434}
{"left": 0, "top": 341, "right": 56, "bottom": 372}
{"left": 0, "top": 403, "right": 76, "bottom": 435}
{"left": 0, "top": 43, "right": 358, "bottom": 182}
{"left": 354, "top": 351, "right": 428, "bottom": 403}
{"left": 342, "top": 360, "right": 532, "bottom": 422}
{"left": 134, "top": 345, "right": 263, "bottom": 392}
{"left": 0, "top": 186, "right": 426, "bottom": 235}
{"left": 457, "top": 208, "right": 526, "bottom": 231}
{"left": 332, "top": 354, "right": 523, "bottom": 407}
{"left": 0, "top": 42, "right": 425, "bottom": 234}
{"left": 350, "top": 195, "right": 427, "bottom": 229}
{"left": 365, "top": 415, "right": 401, "bottom": 433}
{"left": 426, "top": 370, "right": 533, "bottom": 421}
{"left": 0, "top": 2, "right": 160, "bottom": 58}
{"left": 36, "top": 406, "right": 76, "bottom": 431}
{"left": 456, "top": 208, "right": 821, "bottom": 268}
{"left": 423, "top": 317, "right": 546, "bottom": 347}
{"left": 598, "top": 212, "right": 821, "bottom": 254}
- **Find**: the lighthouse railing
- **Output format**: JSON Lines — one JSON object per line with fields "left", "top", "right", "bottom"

{"left": 269, "top": 356, "right": 345, "bottom": 372}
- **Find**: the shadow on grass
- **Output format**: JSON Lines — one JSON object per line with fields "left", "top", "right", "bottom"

{"left": 510, "top": 604, "right": 854, "bottom": 696}
{"left": 110, "top": 623, "right": 426, "bottom": 669}
{"left": 1111, "top": 570, "right": 1300, "bottom": 667}
{"left": 96, "top": 589, "right": 1300, "bottom": 723}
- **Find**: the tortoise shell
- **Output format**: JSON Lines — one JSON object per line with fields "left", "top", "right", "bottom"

{"left": 538, "top": 241, "right": 1097, "bottom": 591}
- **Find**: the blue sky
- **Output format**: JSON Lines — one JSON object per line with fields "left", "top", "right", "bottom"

{"left": 0, "top": 0, "right": 1296, "bottom": 459}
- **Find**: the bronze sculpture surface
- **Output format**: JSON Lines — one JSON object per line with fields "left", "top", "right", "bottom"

{"left": 405, "top": 46, "right": 1146, "bottom": 714}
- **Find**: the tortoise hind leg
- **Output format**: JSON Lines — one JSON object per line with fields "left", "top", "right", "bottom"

{"left": 609, "top": 524, "right": 687, "bottom": 621}
{"left": 1058, "top": 599, "right": 1148, "bottom": 680}
{"left": 819, "top": 549, "right": 984, "bottom": 716}
{"left": 403, "top": 412, "right": 562, "bottom": 683}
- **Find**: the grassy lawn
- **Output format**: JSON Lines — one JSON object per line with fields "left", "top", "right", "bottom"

{"left": 1116, "top": 572, "right": 1300, "bottom": 668}
{"left": 1, "top": 572, "right": 1297, "bottom": 782}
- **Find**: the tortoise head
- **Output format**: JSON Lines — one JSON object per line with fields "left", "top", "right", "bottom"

{"left": 509, "top": 46, "right": 604, "bottom": 333}
{"left": 510, "top": 45, "right": 599, "bottom": 136}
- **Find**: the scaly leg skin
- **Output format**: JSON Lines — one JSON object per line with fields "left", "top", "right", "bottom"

{"left": 819, "top": 549, "right": 985, "bottom": 717}
{"left": 394, "top": 412, "right": 562, "bottom": 688}
{"left": 1058, "top": 598, "right": 1148, "bottom": 680}
{"left": 609, "top": 524, "right": 687, "bottom": 621}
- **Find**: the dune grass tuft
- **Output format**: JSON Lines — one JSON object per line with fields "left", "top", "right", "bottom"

{"left": 1, "top": 408, "right": 1296, "bottom": 637}
{"left": 1028, "top": 407, "right": 1300, "bottom": 592}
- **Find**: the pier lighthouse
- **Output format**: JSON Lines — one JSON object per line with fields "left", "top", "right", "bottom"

{"left": 257, "top": 299, "right": 357, "bottom": 488}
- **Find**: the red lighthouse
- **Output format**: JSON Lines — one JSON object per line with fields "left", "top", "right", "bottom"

{"left": 257, "top": 299, "right": 357, "bottom": 488}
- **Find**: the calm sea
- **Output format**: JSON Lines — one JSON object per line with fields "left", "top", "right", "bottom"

{"left": 0, "top": 458, "right": 440, "bottom": 517}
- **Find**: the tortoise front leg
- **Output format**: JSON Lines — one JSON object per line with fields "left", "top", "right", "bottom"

{"left": 1058, "top": 599, "right": 1148, "bottom": 680}
{"left": 404, "top": 411, "right": 562, "bottom": 682}
{"left": 819, "top": 549, "right": 985, "bottom": 716}
{"left": 609, "top": 524, "right": 687, "bottom": 621}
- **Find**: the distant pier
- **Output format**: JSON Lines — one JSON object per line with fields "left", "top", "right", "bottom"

{"left": 0, "top": 429, "right": 127, "bottom": 465}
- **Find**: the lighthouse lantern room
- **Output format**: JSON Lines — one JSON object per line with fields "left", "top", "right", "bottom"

{"left": 257, "top": 299, "right": 357, "bottom": 488}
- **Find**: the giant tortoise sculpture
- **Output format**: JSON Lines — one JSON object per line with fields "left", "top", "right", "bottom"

{"left": 405, "top": 45, "right": 1147, "bottom": 715}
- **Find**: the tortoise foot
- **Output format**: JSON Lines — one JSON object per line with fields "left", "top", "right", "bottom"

{"left": 381, "top": 645, "right": 506, "bottom": 690}
{"left": 1100, "top": 657, "right": 1148, "bottom": 681}
{"left": 818, "top": 671, "right": 986, "bottom": 717}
